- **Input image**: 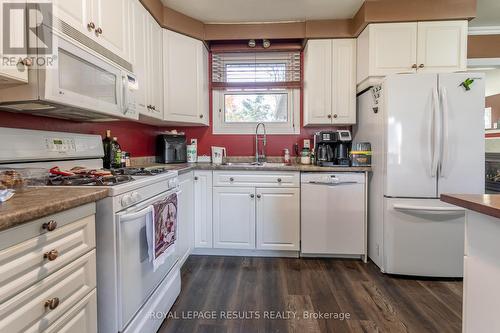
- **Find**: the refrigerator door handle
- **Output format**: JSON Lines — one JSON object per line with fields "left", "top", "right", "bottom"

{"left": 393, "top": 204, "right": 465, "bottom": 214}
{"left": 439, "top": 86, "right": 449, "bottom": 178}
{"left": 430, "top": 87, "right": 441, "bottom": 178}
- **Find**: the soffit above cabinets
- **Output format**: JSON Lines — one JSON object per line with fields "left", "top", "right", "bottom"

{"left": 160, "top": 0, "right": 364, "bottom": 24}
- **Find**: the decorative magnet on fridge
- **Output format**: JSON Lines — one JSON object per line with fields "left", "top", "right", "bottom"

{"left": 459, "top": 78, "right": 475, "bottom": 91}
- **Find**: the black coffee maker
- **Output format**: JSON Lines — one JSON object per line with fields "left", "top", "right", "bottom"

{"left": 314, "top": 130, "right": 352, "bottom": 167}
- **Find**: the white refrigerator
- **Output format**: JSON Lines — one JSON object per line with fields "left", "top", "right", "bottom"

{"left": 355, "top": 73, "right": 485, "bottom": 277}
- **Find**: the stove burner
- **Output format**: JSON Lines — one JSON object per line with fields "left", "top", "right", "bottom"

{"left": 48, "top": 174, "right": 133, "bottom": 186}
{"left": 114, "top": 167, "right": 169, "bottom": 176}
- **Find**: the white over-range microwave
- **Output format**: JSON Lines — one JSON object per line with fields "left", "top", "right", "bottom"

{"left": 0, "top": 30, "right": 138, "bottom": 121}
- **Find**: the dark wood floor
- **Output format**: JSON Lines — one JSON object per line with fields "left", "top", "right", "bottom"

{"left": 158, "top": 256, "right": 462, "bottom": 333}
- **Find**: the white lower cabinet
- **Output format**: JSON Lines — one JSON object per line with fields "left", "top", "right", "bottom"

{"left": 194, "top": 171, "right": 213, "bottom": 248}
{"left": 0, "top": 203, "right": 97, "bottom": 333}
{"left": 256, "top": 188, "right": 300, "bottom": 251}
{"left": 213, "top": 187, "right": 256, "bottom": 249}
{"left": 44, "top": 290, "right": 97, "bottom": 333}
{"left": 178, "top": 171, "right": 194, "bottom": 264}
{"left": 209, "top": 171, "right": 301, "bottom": 252}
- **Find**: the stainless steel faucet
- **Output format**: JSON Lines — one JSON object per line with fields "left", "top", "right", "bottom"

{"left": 255, "top": 123, "right": 267, "bottom": 164}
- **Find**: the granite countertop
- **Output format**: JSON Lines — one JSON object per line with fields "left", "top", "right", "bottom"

{"left": 0, "top": 187, "right": 109, "bottom": 232}
{"left": 441, "top": 194, "right": 500, "bottom": 219}
{"left": 136, "top": 163, "right": 372, "bottom": 174}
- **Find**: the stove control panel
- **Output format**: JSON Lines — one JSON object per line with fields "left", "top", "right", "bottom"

{"left": 120, "top": 191, "right": 143, "bottom": 207}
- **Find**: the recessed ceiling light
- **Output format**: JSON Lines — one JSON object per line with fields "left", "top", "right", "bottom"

{"left": 263, "top": 39, "right": 271, "bottom": 48}
{"left": 248, "top": 39, "right": 256, "bottom": 48}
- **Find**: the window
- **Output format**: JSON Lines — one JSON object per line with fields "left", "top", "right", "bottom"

{"left": 211, "top": 51, "right": 301, "bottom": 134}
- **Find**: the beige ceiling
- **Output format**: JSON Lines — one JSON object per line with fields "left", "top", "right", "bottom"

{"left": 160, "top": 0, "right": 364, "bottom": 24}
{"left": 470, "top": 0, "right": 500, "bottom": 27}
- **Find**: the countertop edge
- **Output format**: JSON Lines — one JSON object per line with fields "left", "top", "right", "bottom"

{"left": 0, "top": 188, "right": 109, "bottom": 233}
{"left": 440, "top": 194, "right": 500, "bottom": 219}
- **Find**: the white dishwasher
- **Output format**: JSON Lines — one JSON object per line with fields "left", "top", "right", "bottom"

{"left": 301, "top": 173, "right": 366, "bottom": 260}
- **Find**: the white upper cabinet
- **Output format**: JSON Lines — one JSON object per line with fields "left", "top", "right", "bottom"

{"left": 358, "top": 22, "right": 418, "bottom": 81}
{"left": 128, "top": 0, "right": 147, "bottom": 114}
{"left": 52, "top": 0, "right": 129, "bottom": 63}
{"left": 146, "top": 14, "right": 164, "bottom": 119}
{"left": 52, "top": 0, "right": 92, "bottom": 35}
{"left": 0, "top": 0, "right": 29, "bottom": 84}
{"left": 357, "top": 21, "right": 468, "bottom": 91}
{"left": 304, "top": 40, "right": 332, "bottom": 125}
{"left": 416, "top": 21, "right": 468, "bottom": 73}
{"left": 129, "top": 1, "right": 163, "bottom": 121}
{"left": 332, "top": 39, "right": 357, "bottom": 125}
{"left": 304, "top": 39, "right": 356, "bottom": 126}
{"left": 163, "top": 30, "right": 209, "bottom": 125}
{"left": 94, "top": 0, "right": 128, "bottom": 62}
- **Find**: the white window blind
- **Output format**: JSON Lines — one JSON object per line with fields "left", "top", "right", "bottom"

{"left": 212, "top": 52, "right": 301, "bottom": 89}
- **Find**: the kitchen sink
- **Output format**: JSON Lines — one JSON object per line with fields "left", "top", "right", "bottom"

{"left": 222, "top": 162, "right": 287, "bottom": 167}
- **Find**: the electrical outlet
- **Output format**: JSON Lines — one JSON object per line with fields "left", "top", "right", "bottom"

{"left": 303, "top": 139, "right": 311, "bottom": 149}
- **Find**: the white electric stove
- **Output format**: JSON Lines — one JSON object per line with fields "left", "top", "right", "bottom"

{"left": 0, "top": 127, "right": 181, "bottom": 333}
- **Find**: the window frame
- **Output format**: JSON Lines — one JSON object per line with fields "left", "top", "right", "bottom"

{"left": 212, "top": 88, "right": 300, "bottom": 135}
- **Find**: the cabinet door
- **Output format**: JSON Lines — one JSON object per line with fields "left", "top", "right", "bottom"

{"left": 128, "top": 0, "right": 148, "bottom": 114}
{"left": 196, "top": 42, "right": 210, "bottom": 126}
{"left": 94, "top": 0, "right": 128, "bottom": 62}
{"left": 369, "top": 23, "right": 418, "bottom": 76}
{"left": 331, "top": 39, "right": 356, "bottom": 125}
{"left": 146, "top": 14, "right": 163, "bottom": 119}
{"left": 164, "top": 30, "right": 200, "bottom": 123}
{"left": 44, "top": 290, "right": 97, "bottom": 333}
{"left": 213, "top": 187, "right": 256, "bottom": 249}
{"left": 0, "top": 0, "right": 28, "bottom": 84}
{"left": 194, "top": 171, "right": 213, "bottom": 248}
{"left": 53, "top": 0, "right": 92, "bottom": 36}
{"left": 417, "top": 21, "right": 467, "bottom": 73}
{"left": 256, "top": 188, "right": 300, "bottom": 251}
{"left": 304, "top": 39, "right": 332, "bottom": 126}
{"left": 178, "top": 172, "right": 194, "bottom": 264}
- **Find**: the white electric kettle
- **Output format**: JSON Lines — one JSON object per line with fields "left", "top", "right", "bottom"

{"left": 211, "top": 146, "right": 226, "bottom": 165}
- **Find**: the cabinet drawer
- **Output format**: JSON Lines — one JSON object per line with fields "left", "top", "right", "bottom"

{"left": 213, "top": 171, "right": 300, "bottom": 188}
{"left": 0, "top": 250, "right": 96, "bottom": 333}
{"left": 0, "top": 203, "right": 96, "bottom": 250}
{"left": 0, "top": 215, "right": 95, "bottom": 303}
{"left": 43, "top": 289, "right": 97, "bottom": 333}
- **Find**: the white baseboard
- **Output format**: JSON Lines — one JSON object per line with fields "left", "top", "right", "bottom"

{"left": 192, "top": 248, "right": 299, "bottom": 258}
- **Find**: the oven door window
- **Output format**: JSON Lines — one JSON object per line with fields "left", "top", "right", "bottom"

{"left": 116, "top": 194, "right": 179, "bottom": 329}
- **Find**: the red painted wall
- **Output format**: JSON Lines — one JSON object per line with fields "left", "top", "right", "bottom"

{"left": 0, "top": 50, "right": 341, "bottom": 158}
{"left": 0, "top": 111, "right": 164, "bottom": 157}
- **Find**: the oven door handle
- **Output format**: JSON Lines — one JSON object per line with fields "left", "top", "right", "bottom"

{"left": 117, "top": 187, "right": 181, "bottom": 217}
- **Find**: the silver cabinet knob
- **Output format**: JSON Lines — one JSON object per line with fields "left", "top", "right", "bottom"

{"left": 194, "top": 176, "right": 198, "bottom": 181}
{"left": 256, "top": 194, "right": 261, "bottom": 199}
{"left": 229, "top": 177, "right": 234, "bottom": 182}
{"left": 87, "top": 22, "right": 95, "bottom": 31}
{"left": 250, "top": 194, "right": 255, "bottom": 198}
{"left": 418, "top": 64, "right": 424, "bottom": 68}
{"left": 277, "top": 178, "right": 282, "bottom": 183}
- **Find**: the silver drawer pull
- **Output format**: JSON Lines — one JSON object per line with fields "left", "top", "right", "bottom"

{"left": 277, "top": 178, "right": 282, "bottom": 183}
{"left": 229, "top": 177, "right": 234, "bottom": 182}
